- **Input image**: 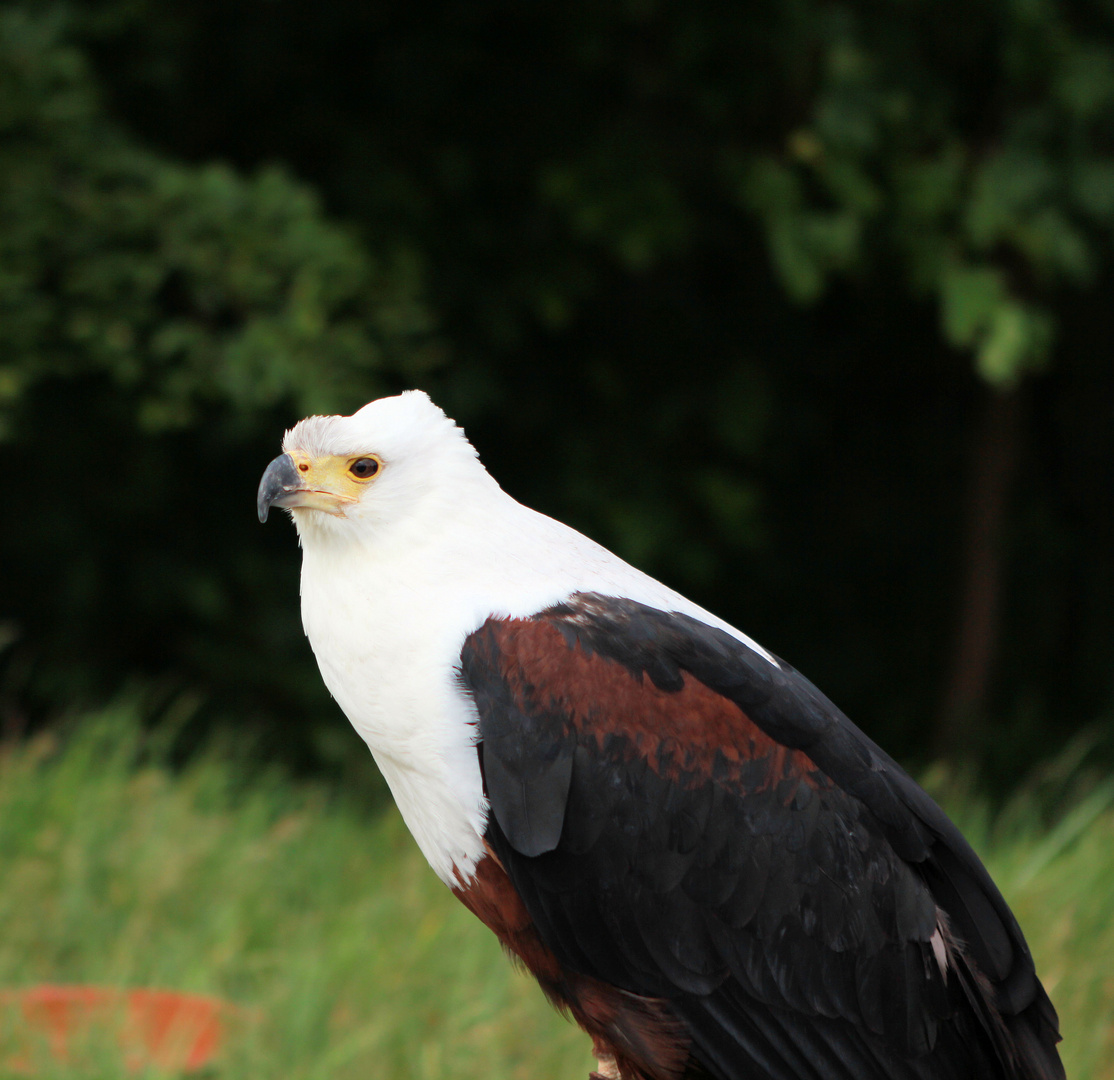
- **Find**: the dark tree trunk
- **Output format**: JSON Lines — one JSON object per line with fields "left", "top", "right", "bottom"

{"left": 935, "top": 385, "right": 1025, "bottom": 758}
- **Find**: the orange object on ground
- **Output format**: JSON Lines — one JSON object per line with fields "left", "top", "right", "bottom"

{"left": 0, "top": 985, "right": 233, "bottom": 1073}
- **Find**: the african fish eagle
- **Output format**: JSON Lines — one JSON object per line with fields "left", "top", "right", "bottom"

{"left": 257, "top": 390, "right": 1063, "bottom": 1080}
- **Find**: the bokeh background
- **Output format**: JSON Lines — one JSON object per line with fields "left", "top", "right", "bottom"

{"left": 1, "top": 2, "right": 1113, "bottom": 1077}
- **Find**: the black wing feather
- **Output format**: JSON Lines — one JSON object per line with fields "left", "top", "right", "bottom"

{"left": 460, "top": 593, "right": 1064, "bottom": 1080}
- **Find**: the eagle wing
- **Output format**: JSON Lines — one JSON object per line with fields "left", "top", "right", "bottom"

{"left": 459, "top": 593, "right": 1063, "bottom": 1080}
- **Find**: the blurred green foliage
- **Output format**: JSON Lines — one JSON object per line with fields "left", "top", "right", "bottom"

{"left": 0, "top": 7, "right": 438, "bottom": 763}
{"left": 0, "top": 8, "right": 435, "bottom": 434}
{"left": 0, "top": 1, "right": 1111, "bottom": 780}
{"left": 1, "top": 704, "right": 1112, "bottom": 1077}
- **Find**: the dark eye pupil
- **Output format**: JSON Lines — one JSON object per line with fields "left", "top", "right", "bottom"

{"left": 351, "top": 458, "right": 379, "bottom": 478}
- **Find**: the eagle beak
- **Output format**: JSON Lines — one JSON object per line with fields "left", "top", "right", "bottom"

{"left": 257, "top": 454, "right": 301, "bottom": 522}
{"left": 257, "top": 453, "right": 356, "bottom": 522}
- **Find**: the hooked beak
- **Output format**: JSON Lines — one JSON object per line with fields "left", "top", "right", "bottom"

{"left": 257, "top": 453, "right": 356, "bottom": 522}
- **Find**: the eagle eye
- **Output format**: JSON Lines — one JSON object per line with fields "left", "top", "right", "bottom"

{"left": 348, "top": 457, "right": 381, "bottom": 480}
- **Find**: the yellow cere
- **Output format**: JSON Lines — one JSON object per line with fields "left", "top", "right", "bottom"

{"left": 284, "top": 452, "right": 382, "bottom": 515}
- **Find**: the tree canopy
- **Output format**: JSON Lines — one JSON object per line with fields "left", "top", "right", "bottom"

{"left": 2, "top": 0, "right": 1112, "bottom": 787}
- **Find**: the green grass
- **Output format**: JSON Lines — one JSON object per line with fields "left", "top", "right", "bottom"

{"left": 1, "top": 706, "right": 1111, "bottom": 1079}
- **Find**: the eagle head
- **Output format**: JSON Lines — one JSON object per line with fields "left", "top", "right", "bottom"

{"left": 256, "top": 390, "right": 488, "bottom": 544}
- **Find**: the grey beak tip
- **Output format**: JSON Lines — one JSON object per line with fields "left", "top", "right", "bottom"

{"left": 257, "top": 453, "right": 299, "bottom": 525}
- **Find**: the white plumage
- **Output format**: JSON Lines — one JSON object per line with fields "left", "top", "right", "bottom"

{"left": 279, "top": 390, "right": 775, "bottom": 884}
